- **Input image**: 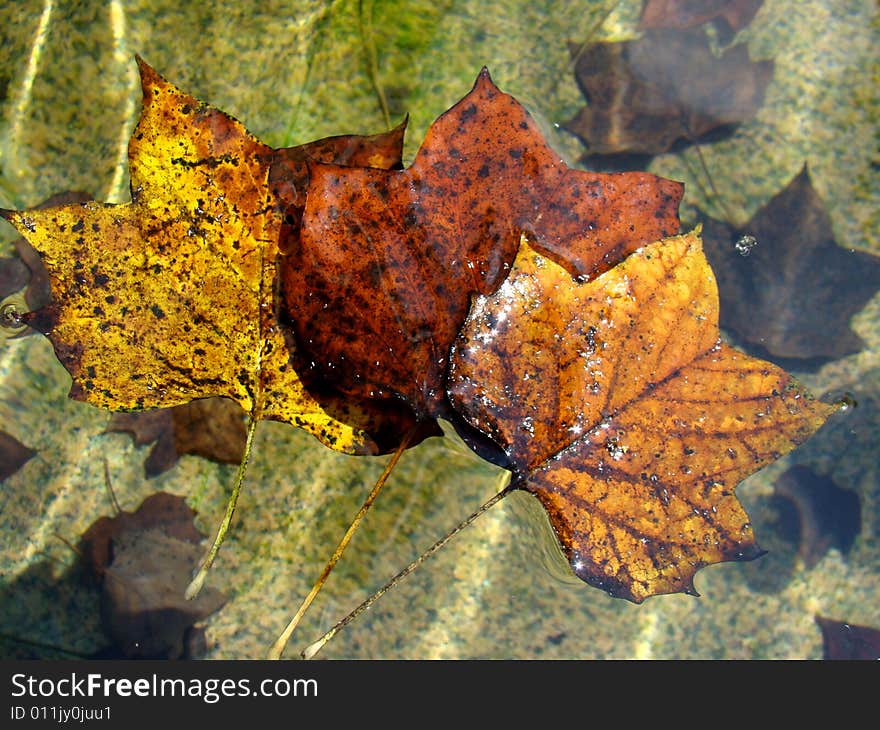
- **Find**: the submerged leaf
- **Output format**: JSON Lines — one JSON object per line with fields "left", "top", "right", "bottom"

{"left": 772, "top": 464, "right": 861, "bottom": 569}
{"left": 106, "top": 397, "right": 248, "bottom": 477}
{"left": 449, "top": 230, "right": 835, "bottom": 602}
{"left": 638, "top": 0, "right": 764, "bottom": 35}
{"left": 283, "top": 68, "right": 682, "bottom": 418}
{"left": 79, "top": 491, "right": 226, "bottom": 659}
{"left": 815, "top": 615, "right": 880, "bottom": 660}
{"left": 0, "top": 430, "right": 35, "bottom": 481}
{"left": 701, "top": 165, "right": 880, "bottom": 363}
{"left": 565, "top": 29, "right": 773, "bottom": 158}
{"left": 1, "top": 59, "right": 421, "bottom": 455}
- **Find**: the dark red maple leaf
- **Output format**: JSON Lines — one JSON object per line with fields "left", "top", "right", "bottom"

{"left": 281, "top": 68, "right": 681, "bottom": 421}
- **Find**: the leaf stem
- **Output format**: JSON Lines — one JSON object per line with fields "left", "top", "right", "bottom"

{"left": 566, "top": 0, "right": 621, "bottom": 71}
{"left": 689, "top": 135, "right": 737, "bottom": 225}
{"left": 299, "top": 482, "right": 510, "bottom": 660}
{"left": 267, "top": 424, "right": 417, "bottom": 660}
{"left": 185, "top": 414, "right": 257, "bottom": 600}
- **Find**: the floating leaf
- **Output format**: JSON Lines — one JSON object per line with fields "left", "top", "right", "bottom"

{"left": 1, "top": 192, "right": 92, "bottom": 342}
{"left": 270, "top": 120, "right": 407, "bottom": 255}
{"left": 1, "top": 59, "right": 422, "bottom": 455}
{"left": 448, "top": 230, "right": 836, "bottom": 601}
{"left": 701, "top": 165, "right": 880, "bottom": 363}
{"left": 106, "top": 397, "right": 248, "bottom": 477}
{"left": 283, "top": 68, "right": 682, "bottom": 419}
{"left": 565, "top": 29, "right": 773, "bottom": 159}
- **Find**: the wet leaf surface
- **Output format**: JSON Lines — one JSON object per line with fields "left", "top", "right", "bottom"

{"left": 0, "top": 41, "right": 858, "bottom": 656}
{"left": 0, "top": 192, "right": 92, "bottom": 332}
{"left": 565, "top": 29, "right": 773, "bottom": 160}
{"left": 270, "top": 120, "right": 407, "bottom": 256}
{"left": 78, "top": 491, "right": 226, "bottom": 659}
{"left": 701, "top": 165, "right": 880, "bottom": 364}
{"left": 106, "top": 397, "right": 248, "bottom": 477}
{"left": 1, "top": 59, "right": 422, "bottom": 455}
{"left": 449, "top": 230, "right": 836, "bottom": 601}
{"left": 283, "top": 68, "right": 682, "bottom": 418}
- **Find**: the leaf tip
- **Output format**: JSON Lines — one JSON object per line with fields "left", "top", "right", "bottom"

{"left": 0, "top": 208, "right": 34, "bottom": 237}
{"left": 134, "top": 54, "right": 151, "bottom": 79}
{"left": 473, "top": 66, "right": 498, "bottom": 94}
{"left": 135, "top": 55, "right": 165, "bottom": 97}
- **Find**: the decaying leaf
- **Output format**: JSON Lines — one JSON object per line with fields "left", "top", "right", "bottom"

{"left": 815, "top": 615, "right": 880, "bottom": 660}
{"left": 0, "top": 54, "right": 846, "bottom": 652}
{"left": 0, "top": 430, "right": 35, "bottom": 481}
{"left": 1, "top": 58, "right": 425, "bottom": 455}
{"left": 270, "top": 120, "right": 407, "bottom": 255}
{"left": 106, "top": 397, "right": 248, "bottom": 477}
{"left": 283, "top": 68, "right": 682, "bottom": 419}
{"left": 448, "top": 230, "right": 835, "bottom": 601}
{"left": 701, "top": 165, "right": 880, "bottom": 363}
{"left": 1, "top": 192, "right": 92, "bottom": 337}
{"left": 638, "top": 0, "right": 764, "bottom": 35}
{"left": 772, "top": 465, "right": 861, "bottom": 569}
{"left": 565, "top": 29, "right": 773, "bottom": 159}
{"left": 79, "top": 491, "right": 226, "bottom": 659}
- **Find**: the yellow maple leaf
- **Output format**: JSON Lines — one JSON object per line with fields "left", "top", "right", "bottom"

{"left": 2, "top": 58, "right": 418, "bottom": 455}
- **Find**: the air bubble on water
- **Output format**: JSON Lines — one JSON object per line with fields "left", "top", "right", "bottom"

{"left": 0, "top": 300, "right": 24, "bottom": 330}
{"left": 734, "top": 234, "right": 758, "bottom": 256}
{"left": 838, "top": 392, "right": 858, "bottom": 411}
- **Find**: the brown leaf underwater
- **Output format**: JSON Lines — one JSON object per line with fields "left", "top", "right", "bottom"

{"left": 565, "top": 29, "right": 773, "bottom": 159}
{"left": 701, "top": 165, "right": 880, "bottom": 364}
{"left": 106, "top": 398, "right": 248, "bottom": 477}
{"left": 638, "top": 0, "right": 764, "bottom": 36}
{"left": 79, "top": 491, "right": 226, "bottom": 659}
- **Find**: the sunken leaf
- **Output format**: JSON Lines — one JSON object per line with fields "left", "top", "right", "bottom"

{"left": 565, "top": 30, "right": 773, "bottom": 158}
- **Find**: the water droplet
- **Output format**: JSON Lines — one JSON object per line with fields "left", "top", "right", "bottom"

{"left": 734, "top": 234, "right": 758, "bottom": 256}
{"left": 838, "top": 392, "right": 858, "bottom": 411}
{"left": 0, "top": 301, "right": 24, "bottom": 330}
